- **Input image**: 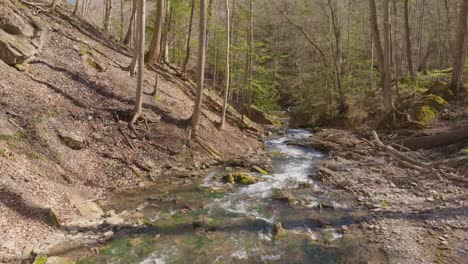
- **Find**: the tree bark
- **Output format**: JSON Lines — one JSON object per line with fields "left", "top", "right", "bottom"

{"left": 104, "top": 0, "right": 113, "bottom": 32}
{"left": 369, "top": 0, "right": 384, "bottom": 86}
{"left": 382, "top": 0, "right": 393, "bottom": 114}
{"left": 130, "top": 0, "right": 146, "bottom": 126}
{"left": 123, "top": 0, "right": 136, "bottom": 46}
{"left": 388, "top": 127, "right": 468, "bottom": 150}
{"left": 73, "top": 0, "right": 79, "bottom": 15}
{"left": 183, "top": 0, "right": 196, "bottom": 72}
{"left": 50, "top": 0, "right": 60, "bottom": 12}
{"left": 220, "top": 0, "right": 230, "bottom": 129}
{"left": 146, "top": 0, "right": 165, "bottom": 66}
{"left": 191, "top": 0, "right": 208, "bottom": 135}
{"left": 404, "top": 0, "right": 415, "bottom": 78}
{"left": 450, "top": 0, "right": 468, "bottom": 92}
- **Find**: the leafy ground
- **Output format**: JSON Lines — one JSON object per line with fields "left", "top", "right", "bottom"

{"left": 0, "top": 0, "right": 261, "bottom": 261}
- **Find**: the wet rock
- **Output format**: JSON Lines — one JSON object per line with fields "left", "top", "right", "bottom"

{"left": 57, "top": 129, "right": 86, "bottom": 150}
{"left": 341, "top": 225, "right": 349, "bottom": 234}
{"left": 272, "top": 222, "right": 285, "bottom": 240}
{"left": 273, "top": 189, "right": 296, "bottom": 204}
{"left": 223, "top": 172, "right": 258, "bottom": 185}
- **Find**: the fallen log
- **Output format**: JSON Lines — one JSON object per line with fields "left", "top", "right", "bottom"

{"left": 386, "top": 127, "right": 468, "bottom": 150}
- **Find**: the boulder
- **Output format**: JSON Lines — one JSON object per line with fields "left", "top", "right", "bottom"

{"left": 223, "top": 172, "right": 258, "bottom": 185}
{"left": 57, "top": 129, "right": 86, "bottom": 150}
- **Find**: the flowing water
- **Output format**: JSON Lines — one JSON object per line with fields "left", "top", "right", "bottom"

{"left": 77, "top": 129, "right": 363, "bottom": 264}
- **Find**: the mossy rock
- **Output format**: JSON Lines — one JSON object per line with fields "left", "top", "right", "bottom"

{"left": 223, "top": 172, "right": 258, "bottom": 185}
{"left": 33, "top": 255, "right": 47, "bottom": 264}
{"left": 426, "top": 80, "right": 454, "bottom": 100}
{"left": 422, "top": 94, "right": 448, "bottom": 111}
{"left": 416, "top": 105, "right": 438, "bottom": 124}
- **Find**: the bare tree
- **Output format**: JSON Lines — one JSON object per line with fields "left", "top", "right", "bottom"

{"left": 73, "top": 0, "right": 80, "bottom": 16}
{"left": 220, "top": 0, "right": 230, "bottom": 129}
{"left": 190, "top": 0, "right": 208, "bottom": 137}
{"left": 404, "top": 0, "right": 415, "bottom": 78}
{"left": 451, "top": 0, "right": 468, "bottom": 92}
{"left": 146, "top": 0, "right": 165, "bottom": 66}
{"left": 104, "top": 0, "right": 113, "bottom": 32}
{"left": 130, "top": 0, "right": 146, "bottom": 128}
{"left": 183, "top": 0, "right": 196, "bottom": 72}
{"left": 382, "top": 0, "right": 393, "bottom": 114}
{"left": 123, "top": 0, "right": 137, "bottom": 46}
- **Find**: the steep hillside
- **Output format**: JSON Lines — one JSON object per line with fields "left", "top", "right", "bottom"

{"left": 0, "top": 0, "right": 262, "bottom": 260}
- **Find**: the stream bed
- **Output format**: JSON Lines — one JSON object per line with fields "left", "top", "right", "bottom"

{"left": 77, "top": 129, "right": 365, "bottom": 264}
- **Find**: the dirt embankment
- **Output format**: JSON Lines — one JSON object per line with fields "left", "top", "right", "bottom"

{"left": 299, "top": 128, "right": 468, "bottom": 264}
{"left": 0, "top": 0, "right": 262, "bottom": 261}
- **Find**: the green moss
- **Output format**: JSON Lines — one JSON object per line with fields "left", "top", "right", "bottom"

{"left": 0, "top": 132, "right": 26, "bottom": 141}
{"left": 462, "top": 148, "right": 468, "bottom": 155}
{"left": 422, "top": 94, "right": 448, "bottom": 111}
{"left": 416, "top": 105, "right": 438, "bottom": 124}
{"left": 33, "top": 255, "right": 48, "bottom": 264}
{"left": 426, "top": 80, "right": 454, "bottom": 99}
{"left": 223, "top": 172, "right": 258, "bottom": 185}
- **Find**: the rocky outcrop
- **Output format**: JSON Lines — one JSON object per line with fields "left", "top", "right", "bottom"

{"left": 0, "top": 2, "right": 47, "bottom": 66}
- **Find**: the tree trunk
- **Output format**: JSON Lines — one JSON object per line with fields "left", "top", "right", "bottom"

{"left": 451, "top": 0, "right": 468, "bottom": 92}
{"left": 369, "top": 0, "right": 384, "bottom": 87}
{"left": 382, "top": 0, "right": 393, "bottom": 114}
{"left": 73, "top": 0, "right": 80, "bottom": 15}
{"left": 388, "top": 127, "right": 468, "bottom": 150}
{"left": 161, "top": 0, "right": 171, "bottom": 63}
{"left": 404, "top": 0, "right": 415, "bottom": 78}
{"left": 130, "top": 0, "right": 146, "bottom": 126}
{"left": 183, "top": 0, "right": 195, "bottom": 72}
{"left": 146, "top": 0, "right": 165, "bottom": 66}
{"left": 104, "top": 0, "right": 113, "bottom": 32}
{"left": 127, "top": 3, "right": 140, "bottom": 74}
{"left": 191, "top": 0, "right": 208, "bottom": 135}
{"left": 123, "top": 0, "right": 136, "bottom": 46}
{"left": 220, "top": 0, "right": 230, "bottom": 129}
{"left": 120, "top": 0, "right": 124, "bottom": 40}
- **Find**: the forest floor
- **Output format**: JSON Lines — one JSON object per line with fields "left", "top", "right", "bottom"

{"left": 0, "top": 1, "right": 262, "bottom": 262}
{"left": 295, "top": 124, "right": 468, "bottom": 263}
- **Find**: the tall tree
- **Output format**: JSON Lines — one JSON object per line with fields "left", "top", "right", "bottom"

{"left": 369, "top": 0, "right": 384, "bottom": 87}
{"left": 190, "top": 0, "right": 207, "bottom": 137}
{"left": 404, "top": 0, "right": 415, "bottom": 78}
{"left": 123, "top": 0, "right": 137, "bottom": 46}
{"left": 382, "top": 0, "right": 393, "bottom": 114}
{"left": 183, "top": 0, "right": 196, "bottom": 72}
{"left": 73, "top": 0, "right": 80, "bottom": 15}
{"left": 104, "top": 0, "right": 113, "bottom": 32}
{"left": 130, "top": 0, "right": 146, "bottom": 128}
{"left": 451, "top": 0, "right": 468, "bottom": 92}
{"left": 146, "top": 0, "right": 165, "bottom": 66}
{"left": 220, "top": 0, "right": 230, "bottom": 129}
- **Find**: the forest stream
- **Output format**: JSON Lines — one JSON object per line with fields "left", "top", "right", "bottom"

{"left": 76, "top": 130, "right": 368, "bottom": 264}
